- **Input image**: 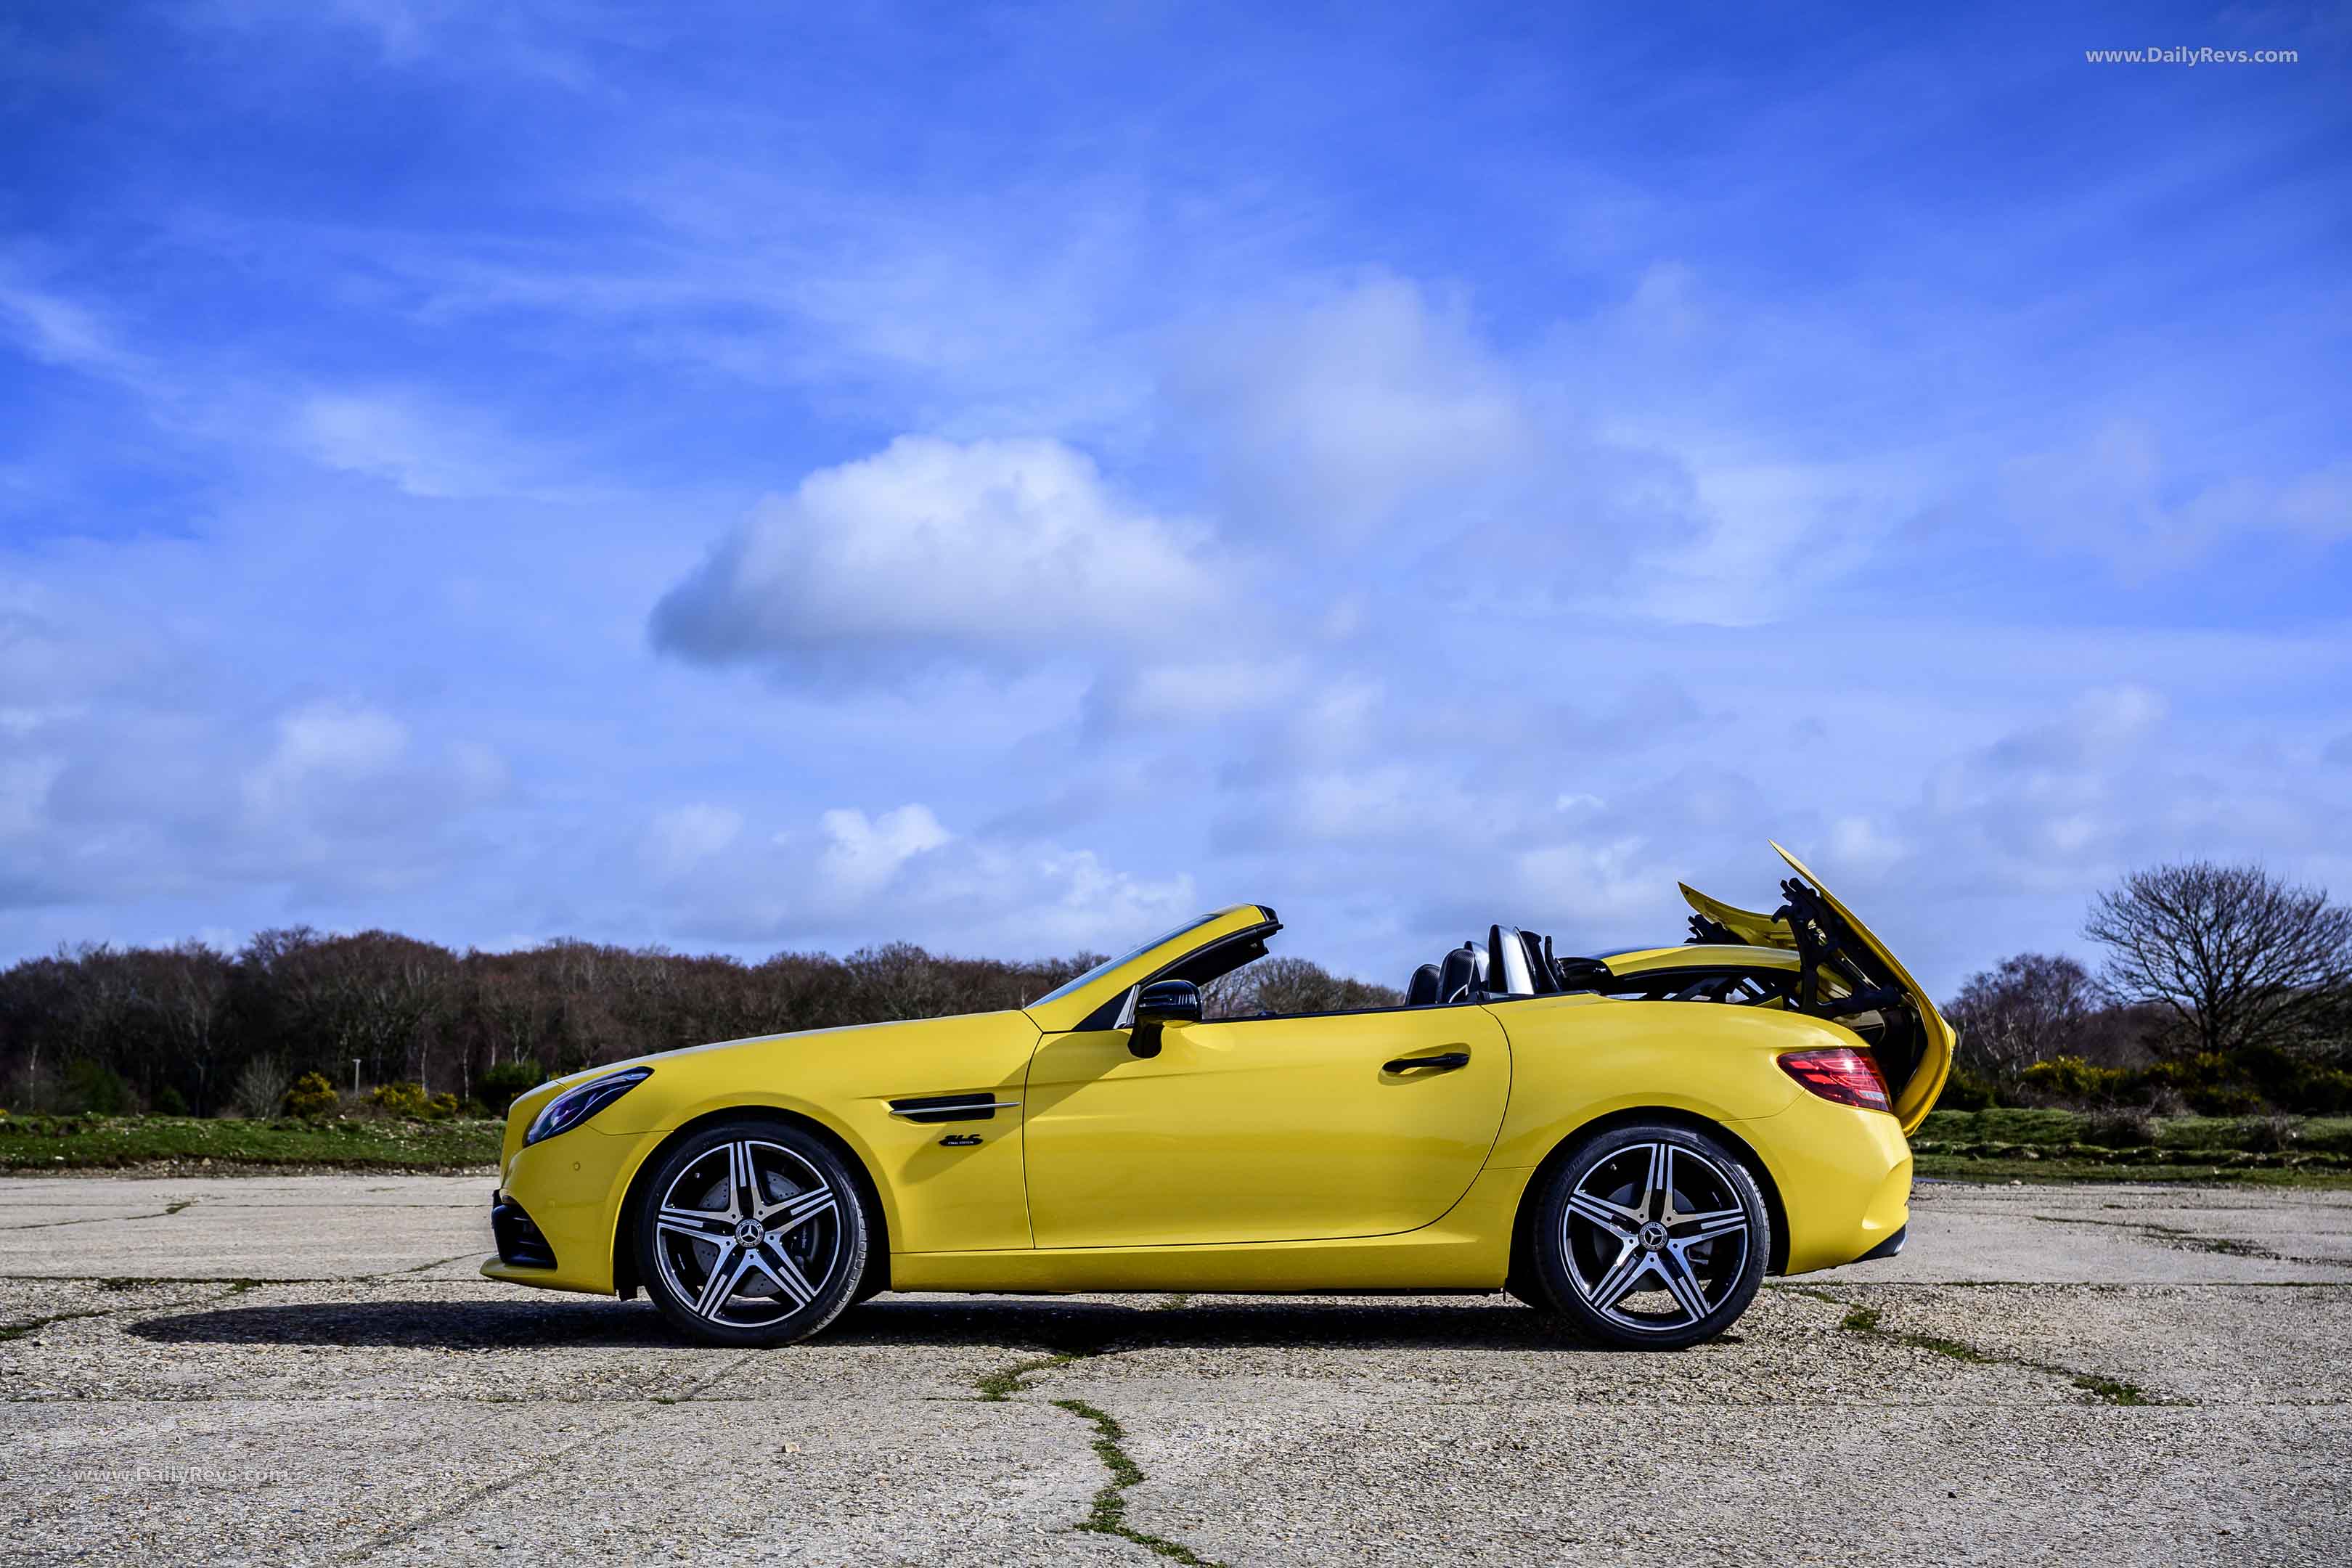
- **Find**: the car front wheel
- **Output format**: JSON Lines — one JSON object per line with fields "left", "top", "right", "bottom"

{"left": 1527, "top": 1122, "right": 1769, "bottom": 1350}
{"left": 633, "top": 1118, "right": 869, "bottom": 1347}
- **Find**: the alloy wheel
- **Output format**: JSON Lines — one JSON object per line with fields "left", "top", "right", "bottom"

{"left": 650, "top": 1138, "right": 844, "bottom": 1328}
{"left": 1559, "top": 1140, "right": 1752, "bottom": 1334}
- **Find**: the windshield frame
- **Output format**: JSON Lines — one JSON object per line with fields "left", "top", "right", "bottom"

{"left": 1026, "top": 911, "right": 1235, "bottom": 1009}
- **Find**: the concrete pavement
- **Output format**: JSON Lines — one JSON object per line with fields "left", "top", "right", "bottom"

{"left": 1, "top": 1175, "right": 2348, "bottom": 1565}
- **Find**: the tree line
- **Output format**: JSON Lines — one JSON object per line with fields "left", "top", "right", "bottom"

{"left": 5, "top": 859, "right": 2345, "bottom": 1121}
{"left": 0, "top": 926, "right": 1401, "bottom": 1118}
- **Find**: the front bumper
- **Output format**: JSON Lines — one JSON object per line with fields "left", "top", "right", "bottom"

{"left": 477, "top": 1126, "right": 653, "bottom": 1296}
{"left": 489, "top": 1191, "right": 558, "bottom": 1270}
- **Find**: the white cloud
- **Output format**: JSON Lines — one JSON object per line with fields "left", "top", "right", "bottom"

{"left": 645, "top": 803, "right": 743, "bottom": 877}
{"left": 2004, "top": 422, "right": 2352, "bottom": 575}
{"left": 1511, "top": 836, "right": 1657, "bottom": 924}
{"left": 633, "top": 801, "right": 1196, "bottom": 957}
{"left": 1171, "top": 276, "right": 1537, "bottom": 541}
{"left": 0, "top": 755, "right": 62, "bottom": 839}
{"left": 651, "top": 435, "right": 1220, "bottom": 676}
{"left": 0, "top": 284, "right": 132, "bottom": 376}
{"left": 814, "top": 804, "right": 951, "bottom": 902}
{"left": 242, "top": 702, "right": 409, "bottom": 822}
{"left": 294, "top": 392, "right": 552, "bottom": 499}
{"left": 1826, "top": 814, "right": 1907, "bottom": 879}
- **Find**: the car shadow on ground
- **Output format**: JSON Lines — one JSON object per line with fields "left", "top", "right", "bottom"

{"left": 122, "top": 1294, "right": 1672, "bottom": 1353}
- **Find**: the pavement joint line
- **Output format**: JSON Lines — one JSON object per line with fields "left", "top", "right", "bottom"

{"left": 368, "top": 1249, "right": 488, "bottom": 1280}
{"left": 1771, "top": 1283, "right": 2173, "bottom": 1407}
{"left": 332, "top": 1348, "right": 764, "bottom": 1564}
{"left": 0, "top": 1275, "right": 263, "bottom": 1343}
{"left": 0, "top": 1201, "right": 198, "bottom": 1232}
{"left": 2022, "top": 1212, "right": 2352, "bottom": 1268}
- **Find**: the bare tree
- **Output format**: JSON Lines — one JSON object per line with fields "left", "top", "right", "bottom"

{"left": 1204, "top": 957, "right": 1402, "bottom": 1019}
{"left": 2083, "top": 862, "right": 2352, "bottom": 1058}
{"left": 1944, "top": 952, "right": 2097, "bottom": 1078}
{"left": 138, "top": 942, "right": 234, "bottom": 1114}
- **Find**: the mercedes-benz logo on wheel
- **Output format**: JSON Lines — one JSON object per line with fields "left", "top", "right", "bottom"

{"left": 1637, "top": 1221, "right": 1667, "bottom": 1251}
{"left": 735, "top": 1218, "right": 765, "bottom": 1245}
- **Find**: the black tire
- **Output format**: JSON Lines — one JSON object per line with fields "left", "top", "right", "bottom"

{"left": 1525, "top": 1122, "right": 1769, "bottom": 1350}
{"left": 633, "top": 1117, "right": 869, "bottom": 1347}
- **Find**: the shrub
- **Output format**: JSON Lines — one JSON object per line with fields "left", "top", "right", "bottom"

{"left": 2019, "top": 1055, "right": 2131, "bottom": 1103}
{"left": 2081, "top": 1107, "right": 2157, "bottom": 1148}
{"left": 2290, "top": 1068, "right": 2352, "bottom": 1116}
{"left": 364, "top": 1082, "right": 462, "bottom": 1121}
{"left": 367, "top": 1081, "right": 433, "bottom": 1119}
{"left": 2185, "top": 1083, "right": 2263, "bottom": 1116}
{"left": 283, "top": 1072, "right": 340, "bottom": 1119}
{"left": 1936, "top": 1068, "right": 1998, "bottom": 1111}
{"left": 476, "top": 1060, "right": 548, "bottom": 1116}
{"left": 2238, "top": 1114, "right": 2302, "bottom": 1153}
{"left": 151, "top": 1085, "right": 189, "bottom": 1116}
{"left": 61, "top": 1059, "right": 134, "bottom": 1115}
{"left": 230, "top": 1055, "right": 291, "bottom": 1119}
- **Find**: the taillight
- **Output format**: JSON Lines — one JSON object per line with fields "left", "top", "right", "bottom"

{"left": 1779, "top": 1047, "right": 1892, "bottom": 1113}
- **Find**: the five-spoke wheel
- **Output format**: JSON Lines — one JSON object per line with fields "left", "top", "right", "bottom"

{"left": 1527, "top": 1122, "right": 1768, "bottom": 1349}
{"left": 634, "top": 1119, "right": 868, "bottom": 1346}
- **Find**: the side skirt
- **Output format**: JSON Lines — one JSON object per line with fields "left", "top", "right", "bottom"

{"left": 888, "top": 1168, "right": 1525, "bottom": 1294}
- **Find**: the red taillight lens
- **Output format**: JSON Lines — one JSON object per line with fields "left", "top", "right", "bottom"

{"left": 1779, "top": 1047, "right": 1892, "bottom": 1113}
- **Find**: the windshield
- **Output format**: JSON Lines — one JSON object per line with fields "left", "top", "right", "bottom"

{"left": 1027, "top": 911, "right": 1228, "bottom": 1008}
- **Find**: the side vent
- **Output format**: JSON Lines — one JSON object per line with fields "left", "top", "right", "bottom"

{"left": 888, "top": 1092, "right": 1019, "bottom": 1124}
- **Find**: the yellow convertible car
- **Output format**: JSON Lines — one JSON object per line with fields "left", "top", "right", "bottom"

{"left": 484, "top": 844, "right": 1950, "bottom": 1349}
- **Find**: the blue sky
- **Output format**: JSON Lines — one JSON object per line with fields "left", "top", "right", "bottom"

{"left": 2, "top": 1, "right": 2347, "bottom": 995}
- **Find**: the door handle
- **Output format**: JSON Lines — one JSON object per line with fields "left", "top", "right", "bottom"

{"left": 1384, "top": 1050, "right": 1471, "bottom": 1074}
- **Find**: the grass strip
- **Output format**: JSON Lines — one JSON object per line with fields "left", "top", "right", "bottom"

{"left": 0, "top": 1114, "right": 501, "bottom": 1171}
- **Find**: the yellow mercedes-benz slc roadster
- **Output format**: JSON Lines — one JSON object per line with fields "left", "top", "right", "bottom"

{"left": 484, "top": 844, "right": 1950, "bottom": 1349}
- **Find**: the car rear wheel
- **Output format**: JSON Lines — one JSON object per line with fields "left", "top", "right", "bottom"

{"left": 1527, "top": 1122, "right": 1768, "bottom": 1350}
{"left": 634, "top": 1118, "right": 868, "bottom": 1347}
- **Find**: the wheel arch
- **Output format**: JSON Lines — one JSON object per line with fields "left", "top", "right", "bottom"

{"left": 1506, "top": 1106, "right": 1792, "bottom": 1289}
{"left": 610, "top": 1105, "right": 893, "bottom": 1300}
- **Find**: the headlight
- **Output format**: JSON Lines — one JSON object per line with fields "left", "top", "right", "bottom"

{"left": 523, "top": 1068, "right": 653, "bottom": 1146}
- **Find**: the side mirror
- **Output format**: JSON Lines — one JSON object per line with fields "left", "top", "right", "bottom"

{"left": 1136, "top": 979, "right": 1202, "bottom": 1025}
{"left": 1116, "top": 979, "right": 1201, "bottom": 1058}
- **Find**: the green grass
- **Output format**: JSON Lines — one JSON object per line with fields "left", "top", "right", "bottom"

{"left": 1919, "top": 1108, "right": 2352, "bottom": 1153}
{"left": 1914, "top": 1153, "right": 2352, "bottom": 1188}
{"left": 0, "top": 1113, "right": 501, "bottom": 1171}
{"left": 1914, "top": 1109, "right": 2352, "bottom": 1186}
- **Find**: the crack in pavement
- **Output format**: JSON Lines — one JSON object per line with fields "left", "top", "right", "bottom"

{"left": 370, "top": 1249, "right": 486, "bottom": 1279}
{"left": 0, "top": 1198, "right": 199, "bottom": 1232}
{"left": 970, "top": 1324, "right": 1229, "bottom": 1567}
{"left": 1773, "top": 1284, "right": 2170, "bottom": 1406}
{"left": 2025, "top": 1212, "right": 2352, "bottom": 1268}
{"left": 0, "top": 1275, "right": 262, "bottom": 1344}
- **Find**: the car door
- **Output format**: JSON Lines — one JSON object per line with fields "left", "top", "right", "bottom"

{"left": 1021, "top": 1004, "right": 1511, "bottom": 1249}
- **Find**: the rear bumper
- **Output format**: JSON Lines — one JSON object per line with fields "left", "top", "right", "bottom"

{"left": 1733, "top": 1093, "right": 1913, "bottom": 1275}
{"left": 1855, "top": 1222, "right": 1907, "bottom": 1262}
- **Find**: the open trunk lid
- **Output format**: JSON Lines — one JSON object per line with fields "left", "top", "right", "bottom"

{"left": 1680, "top": 843, "right": 1955, "bottom": 1133}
